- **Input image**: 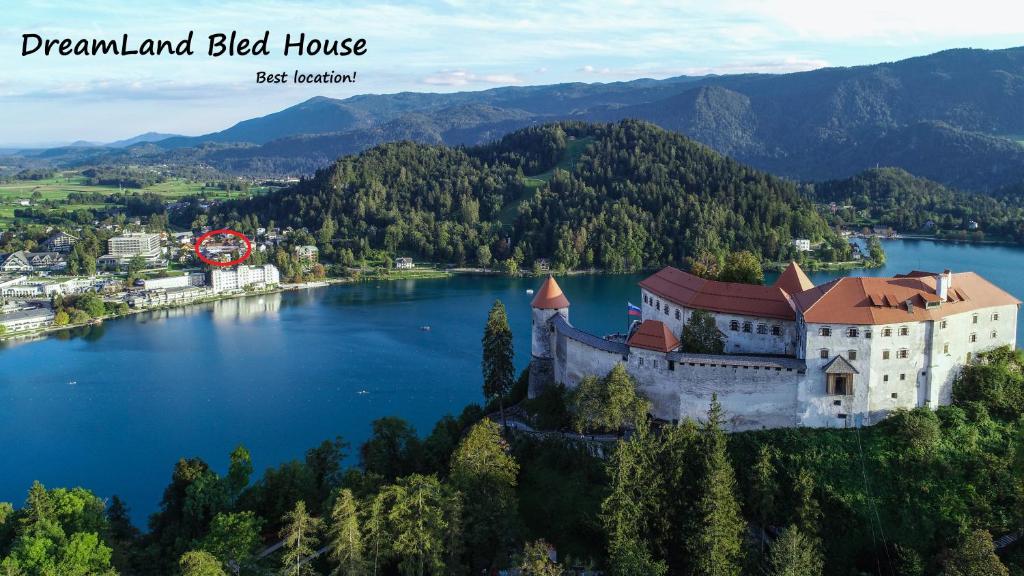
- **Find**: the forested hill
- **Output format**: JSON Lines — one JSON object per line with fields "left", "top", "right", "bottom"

{"left": 212, "top": 121, "right": 839, "bottom": 271}
{"left": 812, "top": 167, "right": 1024, "bottom": 242}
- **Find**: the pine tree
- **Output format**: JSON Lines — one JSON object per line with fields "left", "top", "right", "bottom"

{"left": 749, "top": 445, "right": 778, "bottom": 553}
{"left": 449, "top": 420, "right": 519, "bottom": 572}
{"left": 328, "top": 489, "right": 364, "bottom": 576}
{"left": 680, "top": 309, "right": 725, "bottom": 354}
{"left": 482, "top": 300, "right": 514, "bottom": 427}
{"left": 279, "top": 501, "right": 324, "bottom": 576}
{"left": 765, "top": 526, "right": 823, "bottom": 576}
{"left": 689, "top": 395, "right": 745, "bottom": 576}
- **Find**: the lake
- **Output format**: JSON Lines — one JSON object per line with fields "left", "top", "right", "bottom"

{"left": 2, "top": 239, "right": 1023, "bottom": 523}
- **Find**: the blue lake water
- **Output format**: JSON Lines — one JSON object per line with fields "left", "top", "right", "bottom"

{"left": 1, "top": 238, "right": 1023, "bottom": 523}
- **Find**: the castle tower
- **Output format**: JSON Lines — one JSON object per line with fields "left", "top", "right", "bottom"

{"left": 529, "top": 275, "right": 570, "bottom": 397}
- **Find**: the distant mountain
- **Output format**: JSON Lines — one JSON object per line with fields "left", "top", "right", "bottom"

{"left": 29, "top": 46, "right": 1024, "bottom": 191}
{"left": 106, "top": 132, "right": 181, "bottom": 148}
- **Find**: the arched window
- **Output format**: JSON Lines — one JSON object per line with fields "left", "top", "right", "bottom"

{"left": 730, "top": 320, "right": 740, "bottom": 331}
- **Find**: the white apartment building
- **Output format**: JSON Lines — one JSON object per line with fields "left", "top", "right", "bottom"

{"left": 108, "top": 233, "right": 162, "bottom": 260}
{"left": 209, "top": 264, "right": 281, "bottom": 293}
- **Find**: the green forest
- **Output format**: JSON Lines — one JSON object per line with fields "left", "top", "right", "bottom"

{"left": 211, "top": 121, "right": 840, "bottom": 273}
{"left": 2, "top": 307, "right": 1023, "bottom": 576}
{"left": 810, "top": 167, "right": 1024, "bottom": 242}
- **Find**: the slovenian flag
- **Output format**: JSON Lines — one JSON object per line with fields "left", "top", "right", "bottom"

{"left": 627, "top": 302, "right": 642, "bottom": 316}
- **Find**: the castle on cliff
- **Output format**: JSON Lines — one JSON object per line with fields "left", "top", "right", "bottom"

{"left": 528, "top": 262, "right": 1020, "bottom": 430}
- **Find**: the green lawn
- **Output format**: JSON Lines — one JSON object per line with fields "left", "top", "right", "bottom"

{"left": 0, "top": 172, "right": 269, "bottom": 226}
{"left": 499, "top": 136, "right": 594, "bottom": 225}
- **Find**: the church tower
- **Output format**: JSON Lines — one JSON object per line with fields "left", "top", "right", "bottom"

{"left": 529, "top": 275, "right": 570, "bottom": 397}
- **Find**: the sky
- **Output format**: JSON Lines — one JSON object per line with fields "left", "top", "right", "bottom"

{"left": 2, "top": 0, "right": 1023, "bottom": 146}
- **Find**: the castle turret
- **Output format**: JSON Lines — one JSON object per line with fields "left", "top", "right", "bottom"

{"left": 529, "top": 275, "right": 570, "bottom": 396}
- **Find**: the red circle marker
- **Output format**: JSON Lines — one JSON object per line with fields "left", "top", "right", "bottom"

{"left": 194, "top": 229, "right": 252, "bottom": 267}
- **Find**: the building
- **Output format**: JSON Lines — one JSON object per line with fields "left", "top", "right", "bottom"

{"left": 41, "top": 231, "right": 78, "bottom": 253}
{"left": 107, "top": 233, "right": 162, "bottom": 260}
{"left": 793, "top": 239, "right": 812, "bottom": 252}
{"left": 395, "top": 257, "right": 414, "bottom": 270}
{"left": 0, "top": 308, "right": 55, "bottom": 333}
{"left": 294, "top": 245, "right": 319, "bottom": 263}
{"left": 128, "top": 286, "right": 210, "bottom": 308}
{"left": 528, "top": 262, "right": 1020, "bottom": 431}
{"left": 141, "top": 275, "right": 190, "bottom": 290}
{"left": 209, "top": 264, "right": 281, "bottom": 293}
{"left": 0, "top": 251, "right": 67, "bottom": 273}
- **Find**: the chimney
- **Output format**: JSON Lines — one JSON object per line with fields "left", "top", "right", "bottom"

{"left": 936, "top": 269, "right": 952, "bottom": 300}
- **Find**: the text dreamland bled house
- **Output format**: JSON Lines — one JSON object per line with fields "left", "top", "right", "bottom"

{"left": 528, "top": 262, "right": 1019, "bottom": 430}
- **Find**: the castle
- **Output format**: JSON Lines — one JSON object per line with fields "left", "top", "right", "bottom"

{"left": 528, "top": 263, "right": 1020, "bottom": 430}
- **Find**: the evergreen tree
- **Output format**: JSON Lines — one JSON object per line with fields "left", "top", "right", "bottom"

{"left": 749, "top": 444, "right": 778, "bottom": 554}
{"left": 482, "top": 300, "right": 514, "bottom": 427}
{"left": 571, "top": 364, "right": 649, "bottom": 433}
{"left": 279, "top": 501, "right": 324, "bottom": 576}
{"left": 689, "top": 395, "right": 745, "bottom": 576}
{"left": 680, "top": 309, "right": 725, "bottom": 354}
{"left": 327, "top": 489, "right": 364, "bottom": 576}
{"left": 765, "top": 526, "right": 823, "bottom": 576}
{"left": 449, "top": 420, "right": 519, "bottom": 572}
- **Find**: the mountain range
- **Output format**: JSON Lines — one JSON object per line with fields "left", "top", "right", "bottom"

{"left": 10, "top": 46, "right": 1024, "bottom": 192}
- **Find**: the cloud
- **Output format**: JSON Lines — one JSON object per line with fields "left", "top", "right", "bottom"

{"left": 421, "top": 70, "right": 524, "bottom": 86}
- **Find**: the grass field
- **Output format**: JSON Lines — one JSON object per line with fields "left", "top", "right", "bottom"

{"left": 0, "top": 173, "right": 266, "bottom": 226}
{"left": 500, "top": 136, "right": 594, "bottom": 226}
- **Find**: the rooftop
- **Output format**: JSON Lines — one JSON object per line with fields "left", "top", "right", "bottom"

{"left": 532, "top": 276, "right": 570, "bottom": 309}
{"left": 628, "top": 319, "right": 680, "bottom": 352}
{"left": 639, "top": 266, "right": 796, "bottom": 320}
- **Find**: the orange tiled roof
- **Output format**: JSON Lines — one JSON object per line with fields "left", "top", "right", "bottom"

{"left": 532, "top": 276, "right": 570, "bottom": 309}
{"left": 628, "top": 319, "right": 681, "bottom": 352}
{"left": 774, "top": 261, "right": 815, "bottom": 294}
{"left": 639, "top": 267, "right": 797, "bottom": 320}
{"left": 792, "top": 272, "right": 1020, "bottom": 325}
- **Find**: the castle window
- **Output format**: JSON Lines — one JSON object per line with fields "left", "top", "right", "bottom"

{"left": 771, "top": 325, "right": 782, "bottom": 336}
{"left": 743, "top": 321, "right": 752, "bottom": 333}
{"left": 653, "top": 360, "right": 658, "bottom": 368}
{"left": 847, "top": 350, "right": 857, "bottom": 361}
{"left": 675, "top": 309, "right": 681, "bottom": 320}
{"left": 819, "top": 348, "right": 829, "bottom": 359}
{"left": 943, "top": 343, "right": 949, "bottom": 354}
{"left": 972, "top": 314, "right": 978, "bottom": 324}
{"left": 970, "top": 333, "right": 977, "bottom": 343}
{"left": 638, "top": 357, "right": 644, "bottom": 367}
{"left": 897, "top": 349, "right": 909, "bottom": 359}
{"left": 883, "top": 374, "right": 889, "bottom": 382}
{"left": 729, "top": 320, "right": 740, "bottom": 331}
{"left": 656, "top": 301, "right": 660, "bottom": 311}
{"left": 826, "top": 374, "right": 852, "bottom": 395}
{"left": 664, "top": 306, "right": 669, "bottom": 316}
{"left": 882, "top": 327, "right": 893, "bottom": 337}
{"left": 864, "top": 329, "right": 872, "bottom": 339}
{"left": 899, "top": 326, "right": 909, "bottom": 336}
{"left": 991, "top": 330, "right": 997, "bottom": 339}
{"left": 900, "top": 373, "right": 906, "bottom": 381}
{"left": 757, "top": 323, "right": 768, "bottom": 335}
{"left": 992, "top": 312, "right": 1000, "bottom": 321}
{"left": 891, "top": 393, "right": 898, "bottom": 399}
{"left": 847, "top": 327, "right": 859, "bottom": 337}
{"left": 819, "top": 326, "right": 832, "bottom": 337}
{"left": 940, "top": 320, "right": 947, "bottom": 329}
{"left": 882, "top": 350, "right": 891, "bottom": 360}
{"left": 669, "top": 360, "right": 675, "bottom": 371}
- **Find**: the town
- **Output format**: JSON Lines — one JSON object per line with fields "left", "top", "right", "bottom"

{"left": 0, "top": 226, "right": 325, "bottom": 336}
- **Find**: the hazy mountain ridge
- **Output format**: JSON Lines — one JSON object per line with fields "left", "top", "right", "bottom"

{"left": 10, "top": 46, "right": 1024, "bottom": 191}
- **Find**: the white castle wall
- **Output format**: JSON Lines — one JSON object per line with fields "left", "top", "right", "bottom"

{"left": 536, "top": 285, "right": 1019, "bottom": 432}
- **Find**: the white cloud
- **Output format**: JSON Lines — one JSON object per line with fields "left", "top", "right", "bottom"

{"left": 421, "top": 70, "right": 524, "bottom": 86}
